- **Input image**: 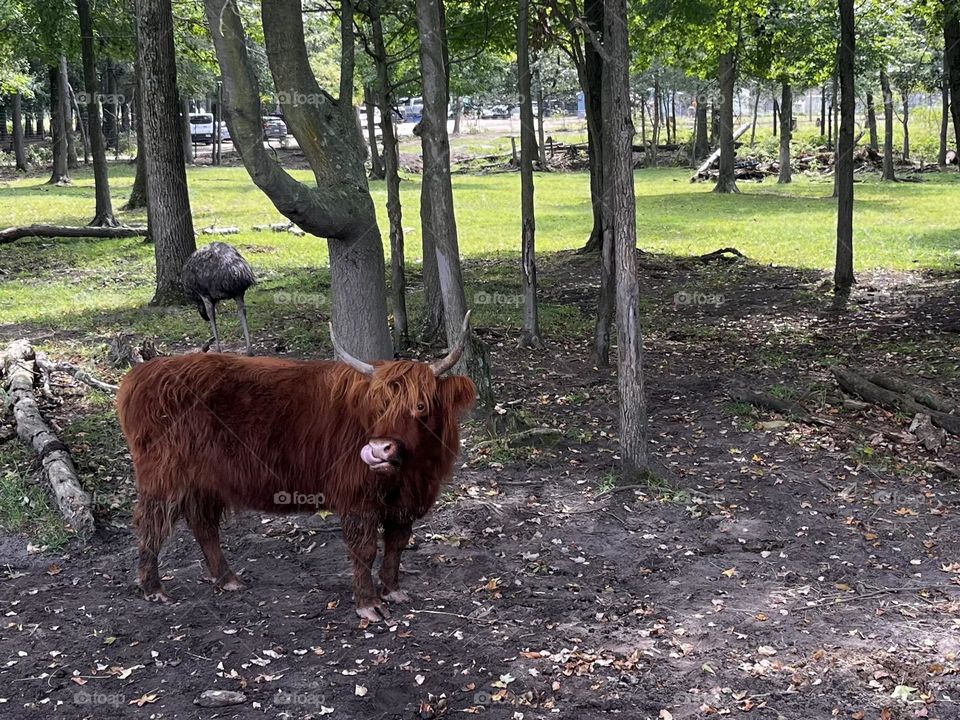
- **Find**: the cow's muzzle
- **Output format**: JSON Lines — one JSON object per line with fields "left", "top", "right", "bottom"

{"left": 361, "top": 438, "right": 400, "bottom": 473}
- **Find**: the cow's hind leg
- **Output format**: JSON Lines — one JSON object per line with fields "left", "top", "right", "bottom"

{"left": 133, "top": 494, "right": 180, "bottom": 603}
{"left": 341, "top": 513, "right": 387, "bottom": 621}
{"left": 379, "top": 517, "right": 413, "bottom": 604}
{"left": 183, "top": 493, "right": 243, "bottom": 591}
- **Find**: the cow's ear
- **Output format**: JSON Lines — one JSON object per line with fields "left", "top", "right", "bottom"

{"left": 440, "top": 375, "right": 476, "bottom": 415}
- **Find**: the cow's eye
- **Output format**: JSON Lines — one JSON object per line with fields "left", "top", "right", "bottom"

{"left": 416, "top": 402, "right": 426, "bottom": 413}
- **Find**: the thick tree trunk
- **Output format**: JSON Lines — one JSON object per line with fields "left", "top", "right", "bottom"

{"left": 940, "top": 82, "right": 950, "bottom": 166}
{"left": 517, "top": 0, "right": 541, "bottom": 348}
{"left": 603, "top": 0, "right": 647, "bottom": 476}
{"left": 866, "top": 91, "right": 878, "bottom": 151}
{"left": 714, "top": 48, "right": 739, "bottom": 194}
{"left": 136, "top": 0, "right": 196, "bottom": 303}
{"left": 880, "top": 69, "right": 896, "bottom": 181}
{"left": 901, "top": 89, "right": 910, "bottom": 161}
{"left": 416, "top": 0, "right": 492, "bottom": 402}
{"left": 365, "top": 85, "right": 384, "bottom": 180}
{"left": 578, "top": 0, "right": 604, "bottom": 253}
{"left": 778, "top": 81, "right": 792, "bottom": 184}
{"left": 77, "top": 0, "right": 118, "bottom": 227}
{"left": 49, "top": 60, "right": 70, "bottom": 184}
{"left": 370, "top": 0, "right": 407, "bottom": 348}
{"left": 946, "top": 0, "right": 960, "bottom": 166}
{"left": 12, "top": 93, "right": 27, "bottom": 171}
{"left": 834, "top": 0, "right": 856, "bottom": 307}
{"left": 694, "top": 94, "right": 709, "bottom": 160}
{"left": 206, "top": 0, "right": 392, "bottom": 359}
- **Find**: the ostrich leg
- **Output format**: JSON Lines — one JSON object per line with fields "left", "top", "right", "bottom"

{"left": 201, "top": 296, "right": 222, "bottom": 352}
{"left": 236, "top": 296, "right": 253, "bottom": 356}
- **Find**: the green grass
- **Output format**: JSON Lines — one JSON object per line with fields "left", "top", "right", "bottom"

{"left": 0, "top": 451, "right": 71, "bottom": 550}
{"left": 1, "top": 159, "right": 959, "bottom": 334}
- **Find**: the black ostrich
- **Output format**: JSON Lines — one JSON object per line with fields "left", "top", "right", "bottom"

{"left": 181, "top": 242, "right": 257, "bottom": 355}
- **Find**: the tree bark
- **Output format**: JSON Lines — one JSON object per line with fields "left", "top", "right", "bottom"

{"left": 714, "top": 47, "right": 739, "bottom": 193}
{"left": 578, "top": 0, "right": 604, "bottom": 253}
{"left": 820, "top": 85, "right": 827, "bottom": 140}
{"left": 452, "top": 95, "right": 462, "bottom": 135}
{"left": 694, "top": 92, "right": 709, "bottom": 161}
{"left": 205, "top": 0, "right": 392, "bottom": 359}
{"left": 49, "top": 60, "right": 70, "bottom": 184}
{"left": 778, "top": 81, "right": 792, "bottom": 184}
{"left": 364, "top": 85, "right": 384, "bottom": 180}
{"left": 535, "top": 65, "right": 547, "bottom": 168}
{"left": 650, "top": 77, "right": 660, "bottom": 167}
{"left": 946, "top": 0, "right": 960, "bottom": 166}
{"left": 12, "top": 93, "right": 27, "bottom": 171}
{"left": 880, "top": 69, "right": 896, "bottom": 181}
{"left": 77, "top": 0, "right": 118, "bottom": 227}
{"left": 416, "top": 0, "right": 492, "bottom": 402}
{"left": 517, "top": 0, "right": 541, "bottom": 348}
{"left": 749, "top": 86, "right": 759, "bottom": 146}
{"left": 126, "top": 59, "right": 148, "bottom": 211}
{"left": 866, "top": 90, "right": 878, "bottom": 150}
{"left": 136, "top": 0, "right": 196, "bottom": 303}
{"left": 901, "top": 88, "right": 910, "bottom": 161}
{"left": 370, "top": 0, "right": 407, "bottom": 348}
{"left": 834, "top": 0, "right": 856, "bottom": 306}
{"left": 603, "top": 0, "right": 647, "bottom": 476}
{"left": 939, "top": 82, "right": 950, "bottom": 166}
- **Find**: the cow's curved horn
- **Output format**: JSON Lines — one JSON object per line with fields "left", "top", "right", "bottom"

{"left": 430, "top": 311, "right": 472, "bottom": 376}
{"left": 328, "top": 322, "right": 375, "bottom": 376}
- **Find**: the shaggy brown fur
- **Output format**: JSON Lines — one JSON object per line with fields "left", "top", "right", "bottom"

{"left": 116, "top": 352, "right": 475, "bottom": 618}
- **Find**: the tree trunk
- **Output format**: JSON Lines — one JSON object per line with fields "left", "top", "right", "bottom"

{"left": 12, "top": 93, "right": 27, "bottom": 171}
{"left": 901, "top": 89, "right": 910, "bottom": 161}
{"left": 714, "top": 48, "right": 739, "bottom": 194}
{"left": 103, "top": 59, "right": 117, "bottom": 147}
{"left": 940, "top": 82, "right": 950, "bottom": 166}
{"left": 778, "top": 81, "right": 792, "bottom": 184}
{"left": 880, "top": 69, "right": 896, "bottom": 181}
{"left": 694, "top": 94, "right": 709, "bottom": 160}
{"left": 650, "top": 77, "right": 660, "bottom": 167}
{"left": 416, "top": 0, "right": 492, "bottom": 402}
{"left": 578, "top": 0, "right": 604, "bottom": 253}
{"left": 77, "top": 0, "right": 118, "bottom": 227}
{"left": 603, "top": 0, "right": 647, "bottom": 476}
{"left": 535, "top": 66, "right": 547, "bottom": 168}
{"left": 66, "top": 73, "right": 79, "bottom": 170}
{"left": 864, "top": 90, "right": 878, "bottom": 151}
{"left": 126, "top": 56, "right": 149, "bottom": 211}
{"left": 370, "top": 0, "right": 407, "bottom": 348}
{"left": 772, "top": 98, "right": 778, "bottom": 136}
{"left": 834, "top": 0, "right": 856, "bottom": 306}
{"left": 206, "top": 0, "right": 393, "bottom": 360}
{"left": 136, "top": 0, "right": 196, "bottom": 303}
{"left": 180, "top": 96, "right": 193, "bottom": 164}
{"left": 517, "top": 0, "right": 541, "bottom": 348}
{"left": 710, "top": 101, "right": 718, "bottom": 145}
{"left": 365, "top": 85, "right": 384, "bottom": 179}
{"left": 820, "top": 85, "right": 827, "bottom": 140}
{"left": 946, "top": 0, "right": 960, "bottom": 167}
{"left": 452, "top": 95, "right": 462, "bottom": 135}
{"left": 749, "top": 87, "right": 759, "bottom": 146}
{"left": 49, "top": 60, "right": 70, "bottom": 184}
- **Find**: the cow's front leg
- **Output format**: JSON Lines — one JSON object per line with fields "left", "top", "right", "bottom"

{"left": 379, "top": 517, "right": 413, "bottom": 604}
{"left": 340, "top": 513, "right": 388, "bottom": 621}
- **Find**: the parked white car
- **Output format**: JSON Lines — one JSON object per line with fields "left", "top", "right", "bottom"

{"left": 189, "top": 112, "right": 214, "bottom": 144}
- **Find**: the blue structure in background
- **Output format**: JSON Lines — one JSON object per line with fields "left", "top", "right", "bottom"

{"left": 577, "top": 92, "right": 585, "bottom": 119}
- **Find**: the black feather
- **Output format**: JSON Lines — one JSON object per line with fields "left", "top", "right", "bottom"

{"left": 181, "top": 242, "right": 256, "bottom": 319}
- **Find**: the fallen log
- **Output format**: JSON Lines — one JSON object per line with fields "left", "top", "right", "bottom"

{"left": 35, "top": 355, "right": 118, "bottom": 394}
{"left": 691, "top": 123, "right": 753, "bottom": 182}
{"left": 853, "top": 369, "right": 956, "bottom": 415}
{"left": 696, "top": 247, "right": 747, "bottom": 263}
{"left": 727, "top": 386, "right": 811, "bottom": 420}
{"left": 0, "top": 224, "right": 148, "bottom": 244}
{"left": 831, "top": 366, "right": 960, "bottom": 436}
{"left": 1, "top": 341, "right": 94, "bottom": 535}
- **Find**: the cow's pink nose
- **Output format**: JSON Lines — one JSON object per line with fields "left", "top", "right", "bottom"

{"left": 360, "top": 439, "right": 399, "bottom": 471}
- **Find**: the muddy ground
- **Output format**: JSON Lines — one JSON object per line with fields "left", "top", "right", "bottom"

{"left": 1, "top": 251, "right": 960, "bottom": 719}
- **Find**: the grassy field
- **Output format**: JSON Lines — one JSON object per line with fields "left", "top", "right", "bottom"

{"left": 1, "top": 161, "right": 959, "bottom": 336}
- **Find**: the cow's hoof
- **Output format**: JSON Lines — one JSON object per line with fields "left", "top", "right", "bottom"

{"left": 356, "top": 604, "right": 391, "bottom": 622}
{"left": 382, "top": 589, "right": 411, "bottom": 603}
{"left": 144, "top": 590, "right": 174, "bottom": 604}
{"left": 217, "top": 575, "right": 246, "bottom": 592}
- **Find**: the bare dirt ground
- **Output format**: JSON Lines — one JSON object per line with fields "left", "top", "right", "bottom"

{"left": 1, "top": 251, "right": 960, "bottom": 719}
